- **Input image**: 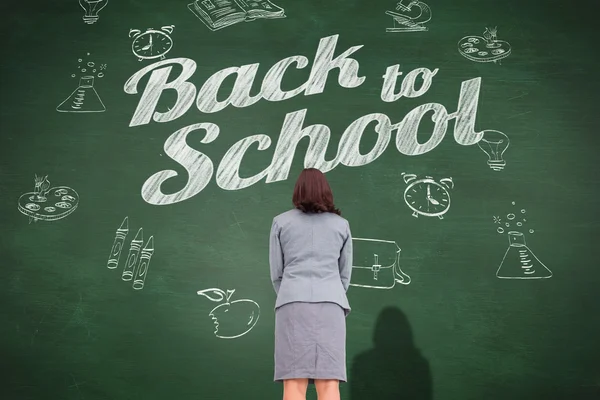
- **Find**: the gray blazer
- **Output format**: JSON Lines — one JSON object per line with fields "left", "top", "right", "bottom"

{"left": 269, "top": 208, "right": 353, "bottom": 315}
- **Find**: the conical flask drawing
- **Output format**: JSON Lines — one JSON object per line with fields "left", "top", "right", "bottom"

{"left": 496, "top": 231, "right": 552, "bottom": 279}
{"left": 57, "top": 76, "right": 106, "bottom": 113}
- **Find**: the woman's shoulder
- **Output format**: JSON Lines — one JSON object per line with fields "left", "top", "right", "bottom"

{"left": 273, "top": 208, "right": 299, "bottom": 221}
{"left": 274, "top": 208, "right": 349, "bottom": 226}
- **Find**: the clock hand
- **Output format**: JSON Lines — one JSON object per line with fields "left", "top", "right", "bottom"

{"left": 141, "top": 35, "right": 153, "bottom": 51}
{"left": 425, "top": 184, "right": 441, "bottom": 205}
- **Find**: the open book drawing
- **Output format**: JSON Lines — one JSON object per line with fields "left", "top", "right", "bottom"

{"left": 187, "top": 0, "right": 286, "bottom": 31}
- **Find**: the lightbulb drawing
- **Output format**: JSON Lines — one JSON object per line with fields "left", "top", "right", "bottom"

{"left": 79, "top": 0, "right": 108, "bottom": 25}
{"left": 477, "top": 129, "right": 510, "bottom": 171}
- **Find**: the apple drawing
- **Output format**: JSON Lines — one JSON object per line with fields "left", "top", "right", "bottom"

{"left": 197, "top": 288, "right": 260, "bottom": 339}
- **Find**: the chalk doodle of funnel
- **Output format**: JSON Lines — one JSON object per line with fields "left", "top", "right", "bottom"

{"left": 197, "top": 288, "right": 260, "bottom": 339}
{"left": 493, "top": 201, "right": 552, "bottom": 279}
{"left": 385, "top": 1, "right": 432, "bottom": 32}
{"left": 350, "top": 238, "right": 411, "bottom": 289}
{"left": 478, "top": 130, "right": 510, "bottom": 171}
{"left": 57, "top": 53, "right": 107, "bottom": 113}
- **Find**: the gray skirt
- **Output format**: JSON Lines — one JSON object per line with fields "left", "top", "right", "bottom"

{"left": 274, "top": 301, "right": 347, "bottom": 383}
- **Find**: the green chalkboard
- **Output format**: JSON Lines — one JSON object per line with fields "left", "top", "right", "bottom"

{"left": 1, "top": 0, "right": 599, "bottom": 399}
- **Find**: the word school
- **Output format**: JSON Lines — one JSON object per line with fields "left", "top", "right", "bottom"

{"left": 124, "top": 34, "right": 488, "bottom": 206}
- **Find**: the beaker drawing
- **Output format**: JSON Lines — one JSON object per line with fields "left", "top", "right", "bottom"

{"left": 496, "top": 231, "right": 552, "bottom": 279}
{"left": 57, "top": 76, "right": 106, "bottom": 113}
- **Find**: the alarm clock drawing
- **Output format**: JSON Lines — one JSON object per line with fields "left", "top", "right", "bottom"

{"left": 129, "top": 25, "right": 175, "bottom": 61}
{"left": 402, "top": 173, "right": 454, "bottom": 219}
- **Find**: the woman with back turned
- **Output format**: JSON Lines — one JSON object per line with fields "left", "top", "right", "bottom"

{"left": 270, "top": 168, "right": 353, "bottom": 400}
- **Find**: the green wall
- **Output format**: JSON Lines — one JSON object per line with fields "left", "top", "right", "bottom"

{"left": 1, "top": 0, "right": 599, "bottom": 399}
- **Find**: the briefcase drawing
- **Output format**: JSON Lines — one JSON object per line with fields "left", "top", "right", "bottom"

{"left": 349, "top": 238, "right": 411, "bottom": 289}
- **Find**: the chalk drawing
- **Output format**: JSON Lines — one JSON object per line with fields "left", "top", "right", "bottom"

{"left": 79, "top": 0, "right": 108, "bottom": 25}
{"left": 57, "top": 53, "right": 107, "bottom": 113}
{"left": 477, "top": 129, "right": 510, "bottom": 171}
{"left": 386, "top": 1, "right": 431, "bottom": 32}
{"left": 68, "top": 374, "right": 86, "bottom": 396}
{"left": 458, "top": 27, "right": 511, "bottom": 63}
{"left": 402, "top": 173, "right": 453, "bottom": 219}
{"left": 133, "top": 236, "right": 154, "bottom": 290}
{"left": 122, "top": 35, "right": 487, "bottom": 205}
{"left": 105, "top": 217, "right": 155, "bottom": 290}
{"left": 187, "top": 0, "right": 286, "bottom": 31}
{"left": 197, "top": 288, "right": 260, "bottom": 339}
{"left": 122, "top": 228, "right": 144, "bottom": 281}
{"left": 129, "top": 26, "right": 175, "bottom": 62}
{"left": 107, "top": 216, "right": 129, "bottom": 269}
{"left": 17, "top": 175, "right": 79, "bottom": 223}
{"left": 493, "top": 201, "right": 551, "bottom": 279}
{"left": 350, "top": 238, "right": 410, "bottom": 289}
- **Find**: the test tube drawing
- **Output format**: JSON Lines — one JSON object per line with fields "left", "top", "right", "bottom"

{"left": 107, "top": 216, "right": 129, "bottom": 269}
{"left": 122, "top": 228, "right": 143, "bottom": 281}
{"left": 133, "top": 236, "right": 154, "bottom": 290}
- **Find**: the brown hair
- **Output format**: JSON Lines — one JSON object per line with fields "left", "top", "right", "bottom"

{"left": 292, "top": 168, "right": 341, "bottom": 215}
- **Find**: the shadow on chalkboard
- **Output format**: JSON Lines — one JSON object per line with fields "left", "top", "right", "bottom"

{"left": 349, "top": 306, "right": 432, "bottom": 400}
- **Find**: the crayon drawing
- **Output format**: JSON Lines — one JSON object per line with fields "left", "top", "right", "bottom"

{"left": 107, "top": 216, "right": 129, "bottom": 269}
{"left": 106, "top": 217, "right": 155, "bottom": 290}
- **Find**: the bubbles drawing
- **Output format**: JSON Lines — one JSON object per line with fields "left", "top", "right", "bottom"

{"left": 477, "top": 129, "right": 509, "bottom": 171}
{"left": 493, "top": 202, "right": 552, "bottom": 279}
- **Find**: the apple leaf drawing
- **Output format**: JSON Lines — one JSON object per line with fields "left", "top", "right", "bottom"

{"left": 197, "top": 288, "right": 235, "bottom": 303}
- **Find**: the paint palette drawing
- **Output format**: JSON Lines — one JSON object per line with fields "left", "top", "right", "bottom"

{"left": 18, "top": 186, "right": 79, "bottom": 222}
{"left": 458, "top": 27, "right": 511, "bottom": 63}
